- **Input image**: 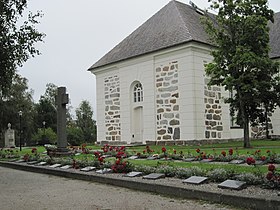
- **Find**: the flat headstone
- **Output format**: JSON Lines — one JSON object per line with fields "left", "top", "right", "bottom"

{"left": 37, "top": 162, "right": 47, "bottom": 166}
{"left": 60, "top": 165, "right": 72, "bottom": 169}
{"left": 183, "top": 158, "right": 195, "bottom": 162}
{"left": 42, "top": 151, "right": 48, "bottom": 155}
{"left": 75, "top": 153, "right": 81, "bottom": 156}
{"left": 200, "top": 159, "right": 213, "bottom": 163}
{"left": 49, "top": 164, "right": 62, "bottom": 168}
{"left": 182, "top": 176, "right": 208, "bottom": 185}
{"left": 218, "top": 180, "right": 246, "bottom": 190}
{"left": 229, "top": 160, "right": 245, "bottom": 164}
{"left": 15, "top": 159, "right": 25, "bottom": 163}
{"left": 143, "top": 173, "right": 165, "bottom": 180}
{"left": 128, "top": 155, "right": 139, "bottom": 160}
{"left": 96, "top": 168, "right": 112, "bottom": 174}
{"left": 101, "top": 154, "right": 112, "bottom": 158}
{"left": 146, "top": 156, "right": 157, "bottom": 160}
{"left": 8, "top": 159, "right": 17, "bottom": 162}
{"left": 255, "top": 160, "right": 266, "bottom": 165}
{"left": 80, "top": 166, "right": 96, "bottom": 172}
{"left": 125, "top": 171, "right": 143, "bottom": 177}
{"left": 27, "top": 161, "right": 39, "bottom": 165}
{"left": 161, "top": 158, "right": 172, "bottom": 161}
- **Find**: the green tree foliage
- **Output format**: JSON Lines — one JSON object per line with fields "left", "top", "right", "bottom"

{"left": 31, "top": 127, "right": 57, "bottom": 145}
{"left": 0, "top": 0, "right": 45, "bottom": 97}
{"left": 204, "top": 0, "right": 280, "bottom": 147}
{"left": 0, "top": 74, "right": 34, "bottom": 145}
{"left": 75, "top": 100, "right": 96, "bottom": 144}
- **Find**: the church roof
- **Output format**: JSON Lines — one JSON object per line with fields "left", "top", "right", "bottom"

{"left": 269, "top": 12, "right": 280, "bottom": 59}
{"left": 89, "top": 1, "right": 280, "bottom": 71}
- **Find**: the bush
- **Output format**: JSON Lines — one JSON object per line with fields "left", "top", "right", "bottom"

{"left": 31, "top": 128, "right": 57, "bottom": 145}
{"left": 207, "top": 168, "right": 234, "bottom": 182}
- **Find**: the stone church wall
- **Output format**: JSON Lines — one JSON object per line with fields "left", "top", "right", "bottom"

{"left": 155, "top": 61, "right": 180, "bottom": 140}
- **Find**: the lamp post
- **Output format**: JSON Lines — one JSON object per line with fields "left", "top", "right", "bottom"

{"left": 43, "top": 121, "right": 46, "bottom": 135}
{"left": 18, "top": 111, "right": 22, "bottom": 151}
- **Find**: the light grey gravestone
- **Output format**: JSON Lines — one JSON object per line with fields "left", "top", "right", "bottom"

{"left": 229, "top": 160, "right": 245, "bottom": 164}
{"left": 182, "top": 176, "right": 208, "bottom": 185}
{"left": 200, "top": 159, "right": 213, "bottom": 163}
{"left": 80, "top": 166, "right": 96, "bottom": 172}
{"left": 96, "top": 168, "right": 112, "bottom": 174}
{"left": 55, "top": 87, "right": 70, "bottom": 154}
{"left": 255, "top": 160, "right": 266, "bottom": 165}
{"left": 143, "top": 173, "right": 165, "bottom": 180}
{"left": 125, "top": 171, "right": 143, "bottom": 177}
{"left": 49, "top": 163, "right": 62, "bottom": 168}
{"left": 15, "top": 159, "right": 25, "bottom": 163}
{"left": 27, "top": 161, "right": 39, "bottom": 165}
{"left": 128, "top": 155, "right": 139, "bottom": 160}
{"left": 147, "top": 156, "right": 157, "bottom": 160}
{"left": 37, "top": 162, "right": 47, "bottom": 166}
{"left": 4, "top": 123, "right": 15, "bottom": 148}
{"left": 60, "top": 165, "right": 72, "bottom": 169}
{"left": 183, "top": 158, "right": 195, "bottom": 162}
{"left": 218, "top": 180, "right": 246, "bottom": 190}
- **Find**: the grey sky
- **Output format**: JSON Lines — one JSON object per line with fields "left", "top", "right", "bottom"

{"left": 19, "top": 0, "right": 280, "bottom": 117}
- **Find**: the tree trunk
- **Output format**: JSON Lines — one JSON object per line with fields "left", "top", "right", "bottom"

{"left": 243, "top": 115, "right": 251, "bottom": 148}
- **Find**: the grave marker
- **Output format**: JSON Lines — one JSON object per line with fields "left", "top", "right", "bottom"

{"left": 229, "top": 160, "right": 245, "bottom": 164}
{"left": 36, "top": 162, "right": 47, "bottom": 166}
{"left": 182, "top": 176, "right": 208, "bottom": 185}
{"left": 143, "top": 173, "right": 165, "bottom": 180}
{"left": 80, "top": 166, "right": 96, "bottom": 172}
{"left": 128, "top": 155, "right": 139, "bottom": 160}
{"left": 96, "top": 168, "right": 112, "bottom": 174}
{"left": 218, "top": 180, "right": 246, "bottom": 190}
{"left": 4, "top": 123, "right": 15, "bottom": 148}
{"left": 125, "top": 171, "right": 143, "bottom": 177}
{"left": 61, "top": 165, "right": 72, "bottom": 169}
{"left": 49, "top": 163, "right": 62, "bottom": 168}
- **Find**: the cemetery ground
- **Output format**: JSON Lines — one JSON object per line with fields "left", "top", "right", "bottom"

{"left": 1, "top": 139, "right": 280, "bottom": 209}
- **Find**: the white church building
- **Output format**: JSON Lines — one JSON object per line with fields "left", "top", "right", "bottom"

{"left": 89, "top": 1, "right": 280, "bottom": 145}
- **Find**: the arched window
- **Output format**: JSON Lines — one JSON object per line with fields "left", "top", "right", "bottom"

{"left": 133, "top": 83, "right": 143, "bottom": 103}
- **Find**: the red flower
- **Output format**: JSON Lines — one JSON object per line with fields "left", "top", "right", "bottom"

{"left": 161, "top": 147, "right": 166, "bottom": 153}
{"left": 115, "top": 158, "right": 121, "bottom": 165}
{"left": 266, "top": 171, "right": 274, "bottom": 180}
{"left": 143, "top": 150, "right": 146, "bottom": 154}
{"left": 268, "top": 164, "right": 276, "bottom": 172}
{"left": 196, "top": 148, "right": 200, "bottom": 153}
{"left": 31, "top": 148, "right": 37, "bottom": 153}
{"left": 246, "top": 157, "right": 256, "bottom": 165}
{"left": 98, "top": 157, "right": 104, "bottom": 163}
{"left": 261, "top": 156, "right": 266, "bottom": 161}
{"left": 221, "top": 151, "right": 226, "bottom": 157}
{"left": 173, "top": 149, "right": 177, "bottom": 154}
{"left": 228, "top": 148, "right": 233, "bottom": 156}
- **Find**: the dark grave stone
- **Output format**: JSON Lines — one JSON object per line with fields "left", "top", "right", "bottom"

{"left": 60, "top": 165, "right": 72, "bottom": 169}
{"left": 37, "top": 162, "right": 47, "bottom": 166}
{"left": 15, "top": 159, "right": 25, "bottom": 163}
{"left": 183, "top": 158, "right": 195, "bottom": 162}
{"left": 229, "top": 160, "right": 245, "bottom": 164}
{"left": 80, "top": 166, "right": 96, "bottom": 172}
{"left": 218, "top": 180, "right": 246, "bottom": 190}
{"left": 49, "top": 163, "right": 62, "bottom": 168}
{"left": 125, "top": 171, "right": 143, "bottom": 177}
{"left": 27, "top": 161, "right": 39, "bottom": 165}
{"left": 143, "top": 173, "right": 165, "bottom": 180}
{"left": 183, "top": 176, "right": 208, "bottom": 185}
{"left": 128, "top": 155, "right": 139, "bottom": 160}
{"left": 147, "top": 156, "right": 157, "bottom": 160}
{"left": 200, "top": 159, "right": 213, "bottom": 163}
{"left": 96, "top": 168, "right": 112, "bottom": 174}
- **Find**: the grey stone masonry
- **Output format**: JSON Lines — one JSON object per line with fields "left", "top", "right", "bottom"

{"left": 204, "top": 78, "right": 223, "bottom": 139}
{"left": 104, "top": 75, "right": 121, "bottom": 141}
{"left": 156, "top": 61, "right": 180, "bottom": 141}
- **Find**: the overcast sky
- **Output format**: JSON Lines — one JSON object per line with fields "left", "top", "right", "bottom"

{"left": 19, "top": 0, "right": 280, "bottom": 117}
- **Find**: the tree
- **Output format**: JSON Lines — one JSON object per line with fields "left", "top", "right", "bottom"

{"left": 0, "top": 0, "right": 45, "bottom": 97}
{"left": 204, "top": 0, "right": 280, "bottom": 148}
{"left": 75, "top": 100, "right": 96, "bottom": 143}
{"left": 0, "top": 73, "right": 35, "bottom": 146}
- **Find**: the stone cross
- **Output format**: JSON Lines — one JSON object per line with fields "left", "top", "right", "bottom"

{"left": 55, "top": 87, "right": 69, "bottom": 152}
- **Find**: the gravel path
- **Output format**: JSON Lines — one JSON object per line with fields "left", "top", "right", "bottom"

{"left": 0, "top": 166, "right": 237, "bottom": 210}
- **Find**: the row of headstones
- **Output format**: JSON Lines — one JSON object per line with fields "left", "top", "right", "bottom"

{"left": 13, "top": 159, "right": 246, "bottom": 190}
{"left": 128, "top": 155, "right": 267, "bottom": 165}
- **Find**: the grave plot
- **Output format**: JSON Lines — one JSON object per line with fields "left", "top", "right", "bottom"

{"left": 80, "top": 166, "right": 96, "bottom": 172}
{"left": 96, "top": 168, "right": 112, "bottom": 174}
{"left": 143, "top": 173, "right": 165, "bottom": 180}
{"left": 229, "top": 160, "right": 245, "bottom": 164}
{"left": 128, "top": 155, "right": 139, "bottom": 160}
{"left": 146, "top": 156, "right": 158, "bottom": 160}
{"left": 183, "top": 158, "right": 195, "bottom": 162}
{"left": 182, "top": 176, "right": 208, "bottom": 185}
{"left": 218, "top": 180, "right": 246, "bottom": 190}
{"left": 125, "top": 171, "right": 143, "bottom": 177}
{"left": 49, "top": 163, "right": 62, "bottom": 168}
{"left": 36, "top": 162, "right": 47, "bottom": 166}
{"left": 200, "top": 159, "right": 213, "bottom": 163}
{"left": 60, "top": 165, "right": 72, "bottom": 169}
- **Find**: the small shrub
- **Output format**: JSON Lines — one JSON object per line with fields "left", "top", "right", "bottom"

{"left": 235, "top": 173, "right": 263, "bottom": 185}
{"left": 207, "top": 168, "right": 233, "bottom": 182}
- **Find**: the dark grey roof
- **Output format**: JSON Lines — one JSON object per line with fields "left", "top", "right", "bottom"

{"left": 89, "top": 1, "right": 280, "bottom": 71}
{"left": 269, "top": 12, "right": 280, "bottom": 59}
{"left": 89, "top": 0, "right": 210, "bottom": 71}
